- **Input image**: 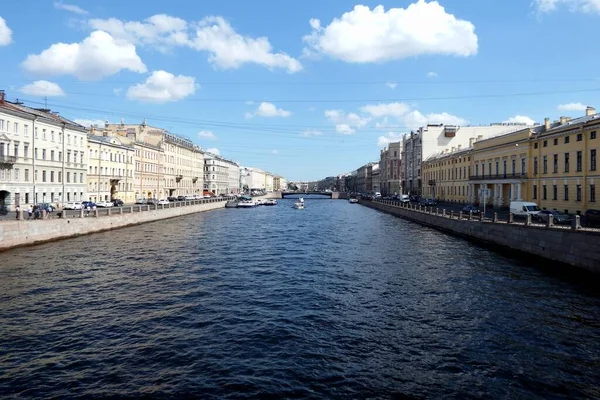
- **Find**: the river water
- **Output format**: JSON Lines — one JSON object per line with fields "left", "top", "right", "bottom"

{"left": 1, "top": 197, "right": 599, "bottom": 399}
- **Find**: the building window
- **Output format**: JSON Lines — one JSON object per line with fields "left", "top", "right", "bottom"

{"left": 564, "top": 185, "right": 569, "bottom": 201}
{"left": 35, "top": 127, "right": 38, "bottom": 138}
{"left": 543, "top": 140, "right": 548, "bottom": 147}
{"left": 50, "top": 171, "right": 54, "bottom": 182}
{"left": 533, "top": 185, "right": 537, "bottom": 200}
{"left": 592, "top": 131, "right": 597, "bottom": 140}
{"left": 534, "top": 142, "right": 539, "bottom": 149}
{"left": 503, "top": 159, "right": 507, "bottom": 177}
{"left": 521, "top": 158, "right": 525, "bottom": 174}
{"left": 42, "top": 129, "right": 47, "bottom": 140}
{"left": 495, "top": 161, "right": 499, "bottom": 176}
{"left": 14, "top": 168, "right": 19, "bottom": 181}
{"left": 576, "top": 184, "right": 582, "bottom": 201}
{"left": 42, "top": 149, "right": 46, "bottom": 160}
{"left": 577, "top": 151, "right": 582, "bottom": 172}
{"left": 67, "top": 172, "right": 70, "bottom": 183}
{"left": 553, "top": 154, "right": 558, "bottom": 173}
{"left": 553, "top": 185, "right": 557, "bottom": 200}
{"left": 14, "top": 122, "right": 18, "bottom": 134}
{"left": 565, "top": 136, "right": 570, "bottom": 144}
{"left": 24, "top": 125, "right": 28, "bottom": 136}
{"left": 42, "top": 170, "right": 46, "bottom": 182}
{"left": 591, "top": 149, "right": 597, "bottom": 171}
{"left": 34, "top": 170, "right": 38, "bottom": 182}
{"left": 534, "top": 157, "right": 538, "bottom": 174}
{"left": 512, "top": 159, "right": 516, "bottom": 175}
{"left": 34, "top": 148, "right": 38, "bottom": 159}
{"left": 25, "top": 169, "right": 29, "bottom": 182}
{"left": 577, "top": 133, "right": 583, "bottom": 141}
{"left": 475, "top": 164, "right": 479, "bottom": 177}
{"left": 543, "top": 156, "right": 547, "bottom": 174}
{"left": 591, "top": 184, "right": 596, "bottom": 202}
{"left": 543, "top": 185, "right": 547, "bottom": 200}
{"left": 51, "top": 150, "right": 54, "bottom": 161}
{"left": 553, "top": 138, "right": 558, "bottom": 145}
{"left": 58, "top": 172, "right": 62, "bottom": 182}
{"left": 565, "top": 153, "right": 570, "bottom": 172}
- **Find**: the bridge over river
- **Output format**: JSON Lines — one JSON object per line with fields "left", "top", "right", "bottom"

{"left": 279, "top": 191, "right": 346, "bottom": 199}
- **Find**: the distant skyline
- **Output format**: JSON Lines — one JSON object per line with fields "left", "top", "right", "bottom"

{"left": 1, "top": 0, "right": 599, "bottom": 180}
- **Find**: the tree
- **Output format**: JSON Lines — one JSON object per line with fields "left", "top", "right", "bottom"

{"left": 287, "top": 182, "right": 298, "bottom": 191}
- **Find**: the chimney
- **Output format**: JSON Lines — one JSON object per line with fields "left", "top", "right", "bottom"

{"left": 0, "top": 90, "right": 4, "bottom": 103}
{"left": 586, "top": 106, "right": 596, "bottom": 117}
{"left": 469, "top": 138, "right": 474, "bottom": 147}
{"left": 544, "top": 117, "right": 550, "bottom": 130}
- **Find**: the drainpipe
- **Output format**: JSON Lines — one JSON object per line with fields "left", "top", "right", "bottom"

{"left": 61, "top": 123, "right": 66, "bottom": 205}
{"left": 98, "top": 139, "right": 102, "bottom": 202}
{"left": 32, "top": 117, "right": 37, "bottom": 205}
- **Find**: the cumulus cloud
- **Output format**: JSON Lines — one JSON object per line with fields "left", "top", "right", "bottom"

{"left": 54, "top": 1, "right": 88, "bottom": 15}
{"left": 301, "top": 129, "right": 323, "bottom": 137}
{"left": 198, "top": 130, "right": 216, "bottom": 140}
{"left": 303, "top": 1, "right": 478, "bottom": 63}
{"left": 361, "top": 102, "right": 411, "bottom": 118}
{"left": 0, "top": 16, "right": 13, "bottom": 46}
{"left": 22, "top": 30, "right": 147, "bottom": 80}
{"left": 19, "top": 80, "right": 65, "bottom": 97}
{"left": 89, "top": 14, "right": 302, "bottom": 72}
{"left": 205, "top": 148, "right": 220, "bottom": 155}
{"left": 378, "top": 132, "right": 405, "bottom": 147}
{"left": 325, "top": 109, "right": 369, "bottom": 135}
{"left": 73, "top": 118, "right": 104, "bottom": 128}
{"left": 533, "top": 0, "right": 600, "bottom": 13}
{"left": 385, "top": 82, "right": 397, "bottom": 89}
{"left": 126, "top": 70, "right": 196, "bottom": 103}
{"left": 247, "top": 102, "right": 291, "bottom": 118}
{"left": 427, "top": 71, "right": 438, "bottom": 78}
{"left": 557, "top": 102, "right": 588, "bottom": 112}
{"left": 503, "top": 115, "right": 535, "bottom": 125}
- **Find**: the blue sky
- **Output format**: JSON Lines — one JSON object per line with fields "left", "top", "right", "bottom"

{"left": 0, "top": 0, "right": 599, "bottom": 181}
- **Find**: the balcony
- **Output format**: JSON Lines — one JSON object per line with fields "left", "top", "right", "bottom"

{"left": 469, "top": 173, "right": 528, "bottom": 181}
{"left": 0, "top": 155, "right": 17, "bottom": 167}
{"left": 428, "top": 179, "right": 436, "bottom": 186}
{"left": 175, "top": 175, "right": 183, "bottom": 182}
{"left": 192, "top": 176, "right": 198, "bottom": 183}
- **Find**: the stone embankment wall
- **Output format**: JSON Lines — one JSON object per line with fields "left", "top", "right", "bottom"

{"left": 0, "top": 199, "right": 228, "bottom": 252}
{"left": 362, "top": 200, "right": 600, "bottom": 274}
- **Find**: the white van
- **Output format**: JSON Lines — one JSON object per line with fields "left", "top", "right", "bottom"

{"left": 399, "top": 194, "right": 410, "bottom": 203}
{"left": 510, "top": 201, "right": 541, "bottom": 217}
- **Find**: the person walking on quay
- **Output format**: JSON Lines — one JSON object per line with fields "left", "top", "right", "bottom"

{"left": 15, "top": 205, "right": 20, "bottom": 220}
{"left": 27, "top": 205, "right": 32, "bottom": 220}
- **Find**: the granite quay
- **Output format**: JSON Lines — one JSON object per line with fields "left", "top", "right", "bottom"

{"left": 363, "top": 198, "right": 600, "bottom": 275}
{"left": 0, "top": 197, "right": 235, "bottom": 252}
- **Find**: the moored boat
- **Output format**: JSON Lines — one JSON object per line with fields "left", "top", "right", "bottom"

{"left": 225, "top": 200, "right": 239, "bottom": 208}
{"left": 293, "top": 198, "right": 305, "bottom": 209}
{"left": 264, "top": 199, "right": 277, "bottom": 206}
{"left": 349, "top": 198, "right": 359, "bottom": 204}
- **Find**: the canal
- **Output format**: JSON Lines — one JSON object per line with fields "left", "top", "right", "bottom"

{"left": 1, "top": 197, "right": 599, "bottom": 398}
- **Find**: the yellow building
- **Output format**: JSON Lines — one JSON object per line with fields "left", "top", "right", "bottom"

{"left": 422, "top": 147, "right": 472, "bottom": 203}
{"left": 163, "top": 131, "right": 204, "bottom": 199}
{"left": 531, "top": 107, "right": 599, "bottom": 215}
{"left": 87, "top": 134, "right": 136, "bottom": 203}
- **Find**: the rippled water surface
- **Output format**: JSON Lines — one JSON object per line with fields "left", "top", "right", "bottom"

{"left": 1, "top": 197, "right": 599, "bottom": 399}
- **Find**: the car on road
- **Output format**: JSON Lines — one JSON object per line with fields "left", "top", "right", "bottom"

{"left": 584, "top": 209, "right": 600, "bottom": 227}
{"left": 462, "top": 205, "right": 481, "bottom": 215}
{"left": 157, "top": 199, "right": 170, "bottom": 205}
{"left": 536, "top": 210, "right": 572, "bottom": 224}
{"left": 81, "top": 201, "right": 96, "bottom": 209}
{"left": 64, "top": 202, "right": 83, "bottom": 210}
{"left": 420, "top": 198, "right": 437, "bottom": 206}
{"left": 96, "top": 201, "right": 113, "bottom": 208}
{"left": 111, "top": 199, "right": 124, "bottom": 207}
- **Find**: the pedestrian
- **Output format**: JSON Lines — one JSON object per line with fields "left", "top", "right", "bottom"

{"left": 86, "top": 204, "right": 91, "bottom": 217}
{"left": 27, "top": 205, "right": 32, "bottom": 220}
{"left": 15, "top": 205, "right": 20, "bottom": 220}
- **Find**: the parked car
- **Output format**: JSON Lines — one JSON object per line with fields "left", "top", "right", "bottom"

{"left": 135, "top": 198, "right": 147, "bottom": 205}
{"left": 176, "top": 195, "right": 186, "bottom": 201}
{"left": 64, "top": 202, "right": 83, "bottom": 210}
{"left": 81, "top": 201, "right": 96, "bottom": 209}
{"left": 111, "top": 199, "right": 124, "bottom": 207}
{"left": 168, "top": 196, "right": 178, "bottom": 202}
{"left": 96, "top": 201, "right": 113, "bottom": 208}
{"left": 462, "top": 205, "right": 481, "bottom": 215}
{"left": 420, "top": 198, "right": 437, "bottom": 206}
{"left": 584, "top": 209, "right": 600, "bottom": 227}
{"left": 157, "top": 199, "right": 170, "bottom": 205}
{"left": 536, "top": 210, "right": 572, "bottom": 224}
{"left": 36, "top": 203, "right": 56, "bottom": 212}
{"left": 147, "top": 198, "right": 158, "bottom": 205}
{"left": 510, "top": 201, "right": 541, "bottom": 217}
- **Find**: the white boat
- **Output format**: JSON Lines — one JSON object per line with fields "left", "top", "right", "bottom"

{"left": 264, "top": 199, "right": 277, "bottom": 206}
{"left": 225, "top": 200, "right": 238, "bottom": 208}
{"left": 237, "top": 200, "right": 256, "bottom": 208}
{"left": 349, "top": 198, "right": 359, "bottom": 204}
{"left": 293, "top": 198, "right": 305, "bottom": 209}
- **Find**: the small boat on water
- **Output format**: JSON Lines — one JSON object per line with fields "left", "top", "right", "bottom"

{"left": 237, "top": 200, "right": 256, "bottom": 208}
{"left": 349, "top": 198, "right": 359, "bottom": 204}
{"left": 225, "top": 200, "right": 239, "bottom": 208}
{"left": 293, "top": 198, "right": 305, "bottom": 209}
{"left": 264, "top": 199, "right": 277, "bottom": 206}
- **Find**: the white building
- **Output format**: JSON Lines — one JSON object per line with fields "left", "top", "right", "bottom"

{"left": 264, "top": 172, "right": 274, "bottom": 192}
{"left": 87, "top": 134, "right": 135, "bottom": 203}
{"left": 243, "top": 167, "right": 266, "bottom": 191}
{"left": 402, "top": 123, "right": 529, "bottom": 195}
{"left": 0, "top": 92, "right": 87, "bottom": 210}
{"left": 204, "top": 153, "right": 240, "bottom": 195}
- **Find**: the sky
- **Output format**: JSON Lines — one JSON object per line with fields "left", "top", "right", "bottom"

{"left": 1, "top": 0, "right": 599, "bottom": 181}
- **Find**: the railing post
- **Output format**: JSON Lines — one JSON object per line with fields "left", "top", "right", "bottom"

{"left": 119, "top": 207, "right": 123, "bottom": 215}
{"left": 80, "top": 208, "right": 84, "bottom": 218}
{"left": 107, "top": 207, "right": 111, "bottom": 216}
{"left": 479, "top": 212, "right": 484, "bottom": 221}
{"left": 442, "top": 209, "right": 446, "bottom": 218}
{"left": 450, "top": 210, "right": 454, "bottom": 219}
{"left": 508, "top": 213, "right": 514, "bottom": 224}
{"left": 572, "top": 215, "right": 581, "bottom": 230}
{"left": 525, "top": 214, "right": 531, "bottom": 226}
{"left": 546, "top": 214, "right": 554, "bottom": 228}
{"left": 94, "top": 208, "right": 99, "bottom": 217}
{"left": 468, "top": 211, "right": 473, "bottom": 220}
{"left": 493, "top": 212, "right": 498, "bottom": 223}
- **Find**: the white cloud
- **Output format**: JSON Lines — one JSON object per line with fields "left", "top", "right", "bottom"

{"left": 427, "top": 71, "right": 438, "bottom": 78}
{"left": 378, "top": 132, "right": 405, "bottom": 147}
{"left": 503, "top": 115, "right": 535, "bottom": 125}
{"left": 325, "top": 109, "right": 370, "bottom": 135}
{"left": 252, "top": 102, "right": 291, "bottom": 118}
{"left": 403, "top": 110, "right": 468, "bottom": 128}
{"left": 301, "top": 129, "right": 323, "bottom": 137}
{"left": 20, "top": 80, "right": 65, "bottom": 97}
{"left": 361, "top": 102, "right": 411, "bottom": 118}
{"left": 90, "top": 14, "right": 302, "bottom": 72}
{"left": 336, "top": 124, "right": 355, "bottom": 135}
{"left": 385, "top": 82, "right": 397, "bottom": 89}
{"left": 244, "top": 112, "right": 254, "bottom": 119}
{"left": 205, "top": 148, "right": 220, "bottom": 155}
{"left": 557, "top": 102, "right": 588, "bottom": 112}
{"left": 54, "top": 1, "right": 89, "bottom": 15}
{"left": 198, "top": 130, "right": 217, "bottom": 140}
{"left": 271, "top": 149, "right": 279, "bottom": 154}
{"left": 22, "top": 30, "right": 147, "bottom": 80}
{"left": 533, "top": 0, "right": 600, "bottom": 13}
{"left": 73, "top": 118, "right": 104, "bottom": 127}
{"left": 113, "top": 88, "right": 122, "bottom": 96}
{"left": 303, "top": 1, "right": 478, "bottom": 63}
{"left": 126, "top": 70, "right": 196, "bottom": 103}
{"left": 0, "top": 16, "right": 13, "bottom": 46}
